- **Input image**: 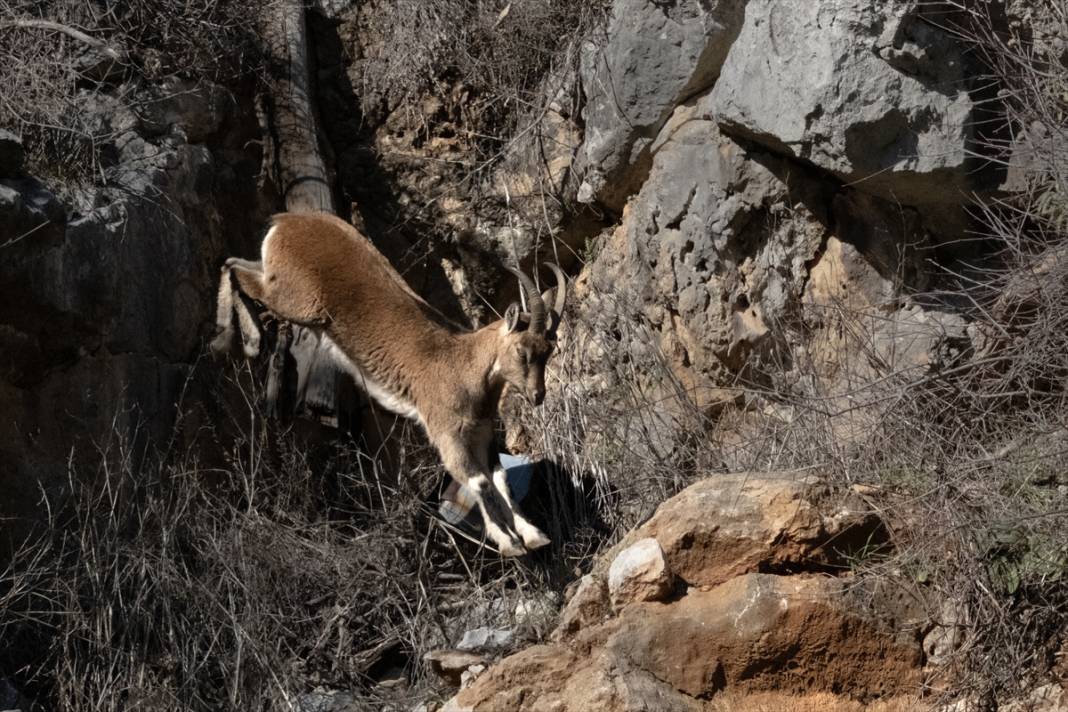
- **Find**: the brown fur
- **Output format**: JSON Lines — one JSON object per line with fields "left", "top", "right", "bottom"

{"left": 213, "top": 212, "right": 564, "bottom": 556}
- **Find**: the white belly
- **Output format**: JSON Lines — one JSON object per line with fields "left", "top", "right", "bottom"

{"left": 321, "top": 334, "right": 423, "bottom": 422}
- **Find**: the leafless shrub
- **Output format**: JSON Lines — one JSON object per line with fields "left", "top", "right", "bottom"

{"left": 0, "top": 0, "right": 265, "bottom": 183}
{"left": 509, "top": 283, "right": 718, "bottom": 561}
{"left": 357, "top": 0, "right": 609, "bottom": 143}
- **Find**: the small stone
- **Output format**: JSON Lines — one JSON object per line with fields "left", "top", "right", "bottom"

{"left": 375, "top": 666, "right": 407, "bottom": 689}
{"left": 459, "top": 664, "right": 486, "bottom": 690}
{"left": 608, "top": 537, "right": 673, "bottom": 607}
{"left": 923, "top": 600, "right": 969, "bottom": 667}
{"left": 514, "top": 591, "right": 560, "bottom": 634}
{"left": 999, "top": 683, "right": 1068, "bottom": 712}
{"left": 295, "top": 687, "right": 359, "bottom": 712}
{"left": 457, "top": 627, "right": 513, "bottom": 653}
{"left": 424, "top": 649, "right": 486, "bottom": 687}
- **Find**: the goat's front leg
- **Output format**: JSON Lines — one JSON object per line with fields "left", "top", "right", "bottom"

{"left": 487, "top": 452, "right": 551, "bottom": 551}
{"left": 434, "top": 427, "right": 527, "bottom": 557}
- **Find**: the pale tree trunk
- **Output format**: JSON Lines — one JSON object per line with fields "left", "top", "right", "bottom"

{"left": 260, "top": 0, "right": 334, "bottom": 213}
{"left": 259, "top": 0, "right": 350, "bottom": 423}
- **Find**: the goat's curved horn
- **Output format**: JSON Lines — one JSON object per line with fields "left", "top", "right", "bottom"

{"left": 544, "top": 263, "right": 568, "bottom": 319}
{"left": 506, "top": 267, "right": 547, "bottom": 333}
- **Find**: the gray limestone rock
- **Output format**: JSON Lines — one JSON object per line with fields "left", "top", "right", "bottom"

{"left": 576, "top": 0, "right": 747, "bottom": 211}
{"left": 711, "top": 0, "right": 978, "bottom": 204}
{"left": 608, "top": 537, "right": 673, "bottom": 607}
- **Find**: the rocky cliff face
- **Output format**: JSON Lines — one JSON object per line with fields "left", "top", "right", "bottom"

{"left": 560, "top": 0, "right": 988, "bottom": 415}
{"left": 0, "top": 82, "right": 268, "bottom": 551}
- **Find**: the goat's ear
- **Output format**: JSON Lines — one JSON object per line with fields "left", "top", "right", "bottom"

{"left": 502, "top": 303, "right": 521, "bottom": 334}
{"left": 541, "top": 286, "right": 560, "bottom": 334}
{"left": 540, "top": 286, "right": 555, "bottom": 311}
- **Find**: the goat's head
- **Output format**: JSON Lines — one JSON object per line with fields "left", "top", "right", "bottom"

{"left": 494, "top": 264, "right": 568, "bottom": 406}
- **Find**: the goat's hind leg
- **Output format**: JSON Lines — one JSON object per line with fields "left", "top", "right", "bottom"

{"left": 211, "top": 267, "right": 238, "bottom": 355}
{"left": 211, "top": 265, "right": 262, "bottom": 356}
{"left": 228, "top": 261, "right": 268, "bottom": 357}
{"left": 212, "top": 260, "right": 267, "bottom": 358}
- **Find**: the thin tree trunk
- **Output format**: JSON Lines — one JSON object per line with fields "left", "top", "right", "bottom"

{"left": 260, "top": 0, "right": 334, "bottom": 213}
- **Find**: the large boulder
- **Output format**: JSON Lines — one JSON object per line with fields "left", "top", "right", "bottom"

{"left": 595, "top": 473, "right": 884, "bottom": 594}
{"left": 575, "top": 0, "right": 748, "bottom": 211}
{"left": 442, "top": 473, "right": 928, "bottom": 710}
{"left": 710, "top": 0, "right": 979, "bottom": 204}
{"left": 446, "top": 573, "right": 923, "bottom": 712}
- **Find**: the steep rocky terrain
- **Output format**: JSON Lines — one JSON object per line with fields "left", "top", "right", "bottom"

{"left": 548, "top": 0, "right": 990, "bottom": 416}
{"left": 2, "top": 0, "right": 1066, "bottom": 710}
{"left": 443, "top": 474, "right": 926, "bottom": 711}
{"left": 0, "top": 82, "right": 269, "bottom": 551}
{"left": 442, "top": 478, "right": 1064, "bottom": 712}
{"left": 0, "top": 0, "right": 994, "bottom": 541}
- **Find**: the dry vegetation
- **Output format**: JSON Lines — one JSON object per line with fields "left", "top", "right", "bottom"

{"left": 0, "top": 359, "right": 611, "bottom": 711}
{"left": 0, "top": 3, "right": 613, "bottom": 709}
{"left": 356, "top": 0, "right": 608, "bottom": 145}
{"left": 0, "top": 0, "right": 264, "bottom": 185}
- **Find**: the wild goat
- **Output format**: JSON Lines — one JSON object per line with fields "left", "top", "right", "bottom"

{"left": 211, "top": 212, "right": 567, "bottom": 557}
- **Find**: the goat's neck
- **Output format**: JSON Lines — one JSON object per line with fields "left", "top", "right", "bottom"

{"left": 453, "top": 326, "right": 508, "bottom": 413}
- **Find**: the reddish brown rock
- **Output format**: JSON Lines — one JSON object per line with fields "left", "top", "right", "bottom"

{"left": 552, "top": 574, "right": 610, "bottom": 641}
{"left": 445, "top": 573, "right": 923, "bottom": 712}
{"left": 596, "top": 473, "right": 883, "bottom": 592}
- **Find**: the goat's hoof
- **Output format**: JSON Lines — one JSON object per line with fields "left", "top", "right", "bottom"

{"left": 522, "top": 529, "right": 551, "bottom": 551}
{"left": 210, "top": 330, "right": 233, "bottom": 356}
{"left": 242, "top": 338, "right": 261, "bottom": 359}
{"left": 497, "top": 540, "right": 527, "bottom": 558}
